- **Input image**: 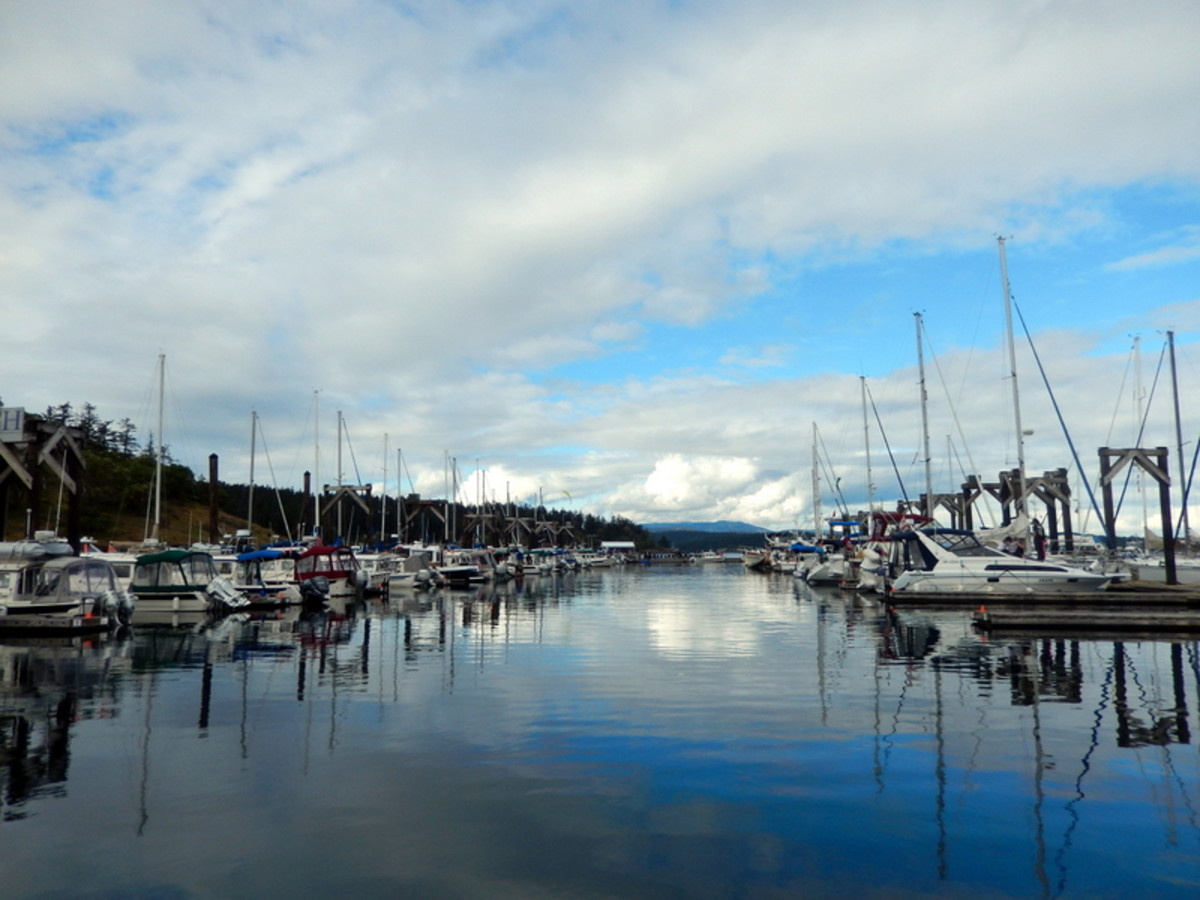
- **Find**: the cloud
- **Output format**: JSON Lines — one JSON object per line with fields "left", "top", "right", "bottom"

{"left": 3, "top": 1, "right": 1199, "bottom": 537}
{"left": 1108, "top": 229, "right": 1200, "bottom": 271}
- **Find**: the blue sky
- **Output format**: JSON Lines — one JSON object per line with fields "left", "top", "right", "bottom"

{"left": 2, "top": 0, "right": 1198, "bottom": 535}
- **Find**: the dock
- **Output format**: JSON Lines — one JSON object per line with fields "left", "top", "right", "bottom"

{"left": 0, "top": 613, "right": 111, "bottom": 635}
{"left": 868, "top": 579, "right": 1200, "bottom": 636}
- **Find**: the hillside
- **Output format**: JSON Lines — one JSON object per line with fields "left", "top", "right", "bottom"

{"left": 642, "top": 520, "right": 768, "bottom": 534}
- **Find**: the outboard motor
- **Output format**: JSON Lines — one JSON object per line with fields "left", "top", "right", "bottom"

{"left": 205, "top": 575, "right": 251, "bottom": 609}
{"left": 299, "top": 575, "right": 331, "bottom": 606}
{"left": 99, "top": 588, "right": 136, "bottom": 626}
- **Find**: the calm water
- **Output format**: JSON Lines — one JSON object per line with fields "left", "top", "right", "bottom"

{"left": 2, "top": 564, "right": 1198, "bottom": 899}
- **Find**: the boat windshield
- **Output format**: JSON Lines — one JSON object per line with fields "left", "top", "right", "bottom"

{"left": 135, "top": 554, "right": 218, "bottom": 587}
{"left": 63, "top": 560, "right": 119, "bottom": 594}
{"left": 926, "top": 531, "right": 994, "bottom": 557}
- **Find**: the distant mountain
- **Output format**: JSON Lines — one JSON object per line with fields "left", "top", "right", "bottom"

{"left": 642, "top": 520, "right": 769, "bottom": 534}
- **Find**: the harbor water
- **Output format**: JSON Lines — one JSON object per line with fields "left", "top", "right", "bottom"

{"left": 2, "top": 564, "right": 1197, "bottom": 899}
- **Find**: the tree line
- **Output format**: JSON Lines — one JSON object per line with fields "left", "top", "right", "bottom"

{"left": 2, "top": 401, "right": 667, "bottom": 551}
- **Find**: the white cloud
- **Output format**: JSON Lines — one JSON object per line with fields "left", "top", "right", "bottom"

{"left": 3, "top": 1, "right": 1199, "bottom": 538}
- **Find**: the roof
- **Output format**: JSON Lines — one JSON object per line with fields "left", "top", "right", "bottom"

{"left": 135, "top": 549, "right": 213, "bottom": 564}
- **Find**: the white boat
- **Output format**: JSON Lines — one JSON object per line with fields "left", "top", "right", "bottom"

{"left": 294, "top": 544, "right": 366, "bottom": 602}
{"left": 885, "top": 528, "right": 1112, "bottom": 595}
{"left": 1, "top": 555, "right": 136, "bottom": 629}
{"left": 231, "top": 547, "right": 303, "bottom": 604}
{"left": 130, "top": 548, "right": 251, "bottom": 616}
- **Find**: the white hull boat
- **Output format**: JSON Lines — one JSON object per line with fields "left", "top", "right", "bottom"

{"left": 886, "top": 529, "right": 1112, "bottom": 596}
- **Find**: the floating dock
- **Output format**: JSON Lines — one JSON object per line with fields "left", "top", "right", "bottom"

{"left": 0, "top": 613, "right": 111, "bottom": 634}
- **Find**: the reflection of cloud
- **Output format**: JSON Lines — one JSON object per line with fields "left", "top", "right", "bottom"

{"left": 646, "top": 601, "right": 760, "bottom": 659}
{"left": 644, "top": 590, "right": 802, "bottom": 660}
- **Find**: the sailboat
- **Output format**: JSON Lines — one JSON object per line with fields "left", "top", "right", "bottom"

{"left": 885, "top": 241, "right": 1111, "bottom": 597}
{"left": 127, "top": 355, "right": 251, "bottom": 621}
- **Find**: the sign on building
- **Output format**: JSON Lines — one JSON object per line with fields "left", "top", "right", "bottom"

{"left": 0, "top": 407, "right": 25, "bottom": 443}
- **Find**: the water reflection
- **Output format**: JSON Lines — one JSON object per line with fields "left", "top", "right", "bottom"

{"left": 0, "top": 634, "right": 130, "bottom": 820}
{"left": 0, "top": 569, "right": 1195, "bottom": 899}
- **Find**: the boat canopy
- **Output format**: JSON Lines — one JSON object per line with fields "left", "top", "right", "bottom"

{"left": 237, "top": 548, "right": 286, "bottom": 563}
{"left": 295, "top": 545, "right": 358, "bottom": 579}
{"left": 133, "top": 549, "right": 219, "bottom": 588}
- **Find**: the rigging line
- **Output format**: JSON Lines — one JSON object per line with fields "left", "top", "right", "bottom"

{"left": 1010, "top": 297, "right": 1107, "bottom": 536}
{"left": 342, "top": 418, "right": 363, "bottom": 487}
{"left": 866, "top": 382, "right": 910, "bottom": 505}
{"left": 255, "top": 420, "right": 293, "bottom": 541}
{"left": 1112, "top": 343, "right": 1167, "bottom": 523}
{"left": 1100, "top": 339, "right": 1136, "bottom": 448}
{"left": 815, "top": 426, "right": 850, "bottom": 517}
{"left": 919, "top": 317, "right": 986, "bottom": 503}
{"left": 1177, "top": 430, "right": 1200, "bottom": 540}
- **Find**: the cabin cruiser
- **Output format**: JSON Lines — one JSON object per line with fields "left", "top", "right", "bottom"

{"left": 232, "top": 548, "right": 303, "bottom": 605}
{"left": 2, "top": 555, "right": 136, "bottom": 628}
{"left": 130, "top": 548, "right": 252, "bottom": 616}
{"left": 884, "top": 528, "right": 1112, "bottom": 595}
{"left": 294, "top": 545, "right": 366, "bottom": 602}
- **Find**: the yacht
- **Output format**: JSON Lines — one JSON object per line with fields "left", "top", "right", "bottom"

{"left": 885, "top": 528, "right": 1112, "bottom": 596}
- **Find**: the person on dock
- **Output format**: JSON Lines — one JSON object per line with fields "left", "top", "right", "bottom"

{"left": 1031, "top": 519, "right": 1047, "bottom": 560}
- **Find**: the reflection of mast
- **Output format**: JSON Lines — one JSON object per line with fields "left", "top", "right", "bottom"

{"left": 137, "top": 671, "right": 155, "bottom": 836}
{"left": 933, "top": 657, "right": 947, "bottom": 880}
{"left": 817, "top": 595, "right": 828, "bottom": 725}
{"left": 1028, "top": 644, "right": 1050, "bottom": 898}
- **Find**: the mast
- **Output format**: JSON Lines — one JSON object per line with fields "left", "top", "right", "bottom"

{"left": 150, "top": 353, "right": 164, "bottom": 544}
{"left": 313, "top": 390, "right": 320, "bottom": 540}
{"left": 998, "top": 237, "right": 1029, "bottom": 531}
{"left": 336, "top": 410, "right": 344, "bottom": 539}
{"left": 915, "top": 313, "right": 933, "bottom": 519}
{"left": 247, "top": 410, "right": 257, "bottom": 536}
{"left": 811, "top": 422, "right": 821, "bottom": 542}
{"left": 1133, "top": 337, "right": 1148, "bottom": 537}
{"left": 861, "top": 376, "right": 875, "bottom": 511}
{"left": 381, "top": 433, "right": 389, "bottom": 539}
{"left": 1168, "top": 330, "right": 1191, "bottom": 544}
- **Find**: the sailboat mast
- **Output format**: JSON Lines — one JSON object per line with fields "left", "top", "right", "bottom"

{"left": 336, "top": 411, "right": 344, "bottom": 539}
{"left": 313, "top": 390, "right": 320, "bottom": 541}
{"left": 915, "top": 313, "right": 933, "bottom": 519}
{"left": 1168, "top": 330, "right": 1191, "bottom": 543}
{"left": 811, "top": 422, "right": 821, "bottom": 541}
{"left": 248, "top": 410, "right": 257, "bottom": 535}
{"left": 381, "top": 433, "right": 389, "bottom": 539}
{"left": 150, "top": 353, "right": 164, "bottom": 544}
{"left": 998, "top": 237, "right": 1029, "bottom": 529}
{"left": 861, "top": 376, "right": 875, "bottom": 511}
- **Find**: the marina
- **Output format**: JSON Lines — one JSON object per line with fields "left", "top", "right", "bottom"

{"left": 1, "top": 564, "right": 1197, "bottom": 899}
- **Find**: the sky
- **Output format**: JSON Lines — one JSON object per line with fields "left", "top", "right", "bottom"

{"left": 3, "top": 0, "right": 1199, "bottom": 537}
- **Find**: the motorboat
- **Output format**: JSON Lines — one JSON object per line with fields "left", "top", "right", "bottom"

{"left": 885, "top": 528, "right": 1112, "bottom": 595}
{"left": 1, "top": 555, "right": 136, "bottom": 630}
{"left": 130, "top": 548, "right": 252, "bottom": 617}
{"left": 232, "top": 547, "right": 302, "bottom": 605}
{"left": 294, "top": 545, "right": 366, "bottom": 603}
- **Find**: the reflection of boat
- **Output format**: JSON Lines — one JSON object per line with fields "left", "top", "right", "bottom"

{"left": 130, "top": 549, "right": 251, "bottom": 618}
{"left": 886, "top": 528, "right": 1112, "bottom": 596}
{"left": 2, "top": 556, "right": 135, "bottom": 631}
{"left": 0, "top": 634, "right": 130, "bottom": 817}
